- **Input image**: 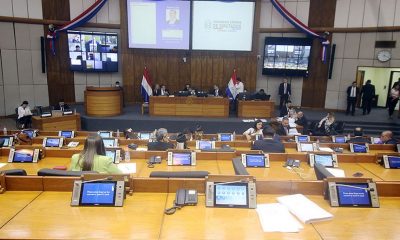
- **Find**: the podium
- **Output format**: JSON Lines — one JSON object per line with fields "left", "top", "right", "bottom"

{"left": 84, "top": 87, "right": 123, "bottom": 117}
{"left": 238, "top": 100, "right": 275, "bottom": 118}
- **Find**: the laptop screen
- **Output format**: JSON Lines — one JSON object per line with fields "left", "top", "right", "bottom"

{"left": 246, "top": 154, "right": 265, "bottom": 167}
{"left": 353, "top": 144, "right": 367, "bottom": 153}
{"left": 220, "top": 134, "right": 232, "bottom": 141}
{"left": 13, "top": 149, "right": 34, "bottom": 162}
{"left": 214, "top": 182, "right": 248, "bottom": 207}
{"left": 45, "top": 138, "right": 60, "bottom": 147}
{"left": 314, "top": 154, "right": 334, "bottom": 167}
{"left": 60, "top": 131, "right": 73, "bottom": 138}
{"left": 198, "top": 141, "right": 213, "bottom": 150}
{"left": 80, "top": 182, "right": 117, "bottom": 206}
{"left": 99, "top": 132, "right": 112, "bottom": 138}
{"left": 336, "top": 183, "right": 372, "bottom": 207}
{"left": 103, "top": 139, "right": 116, "bottom": 148}
{"left": 172, "top": 152, "right": 191, "bottom": 165}
{"left": 387, "top": 156, "right": 400, "bottom": 168}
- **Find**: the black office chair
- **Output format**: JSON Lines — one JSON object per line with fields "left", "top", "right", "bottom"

{"left": 334, "top": 121, "right": 345, "bottom": 134}
{"left": 37, "top": 168, "right": 98, "bottom": 177}
{"left": 149, "top": 171, "right": 209, "bottom": 178}
{"left": 232, "top": 158, "right": 249, "bottom": 175}
{"left": 0, "top": 169, "right": 27, "bottom": 176}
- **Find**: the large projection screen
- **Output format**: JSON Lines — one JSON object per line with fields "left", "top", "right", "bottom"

{"left": 192, "top": 1, "right": 255, "bottom": 51}
{"left": 127, "top": 0, "right": 190, "bottom": 50}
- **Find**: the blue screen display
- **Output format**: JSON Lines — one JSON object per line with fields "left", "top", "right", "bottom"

{"left": 372, "top": 138, "right": 382, "bottom": 144}
{"left": 13, "top": 150, "right": 34, "bottom": 162}
{"left": 61, "top": 131, "right": 73, "bottom": 138}
{"left": 215, "top": 183, "right": 248, "bottom": 206}
{"left": 353, "top": 144, "right": 367, "bottom": 153}
{"left": 172, "top": 153, "right": 191, "bottom": 165}
{"left": 23, "top": 130, "right": 34, "bottom": 138}
{"left": 99, "top": 132, "right": 111, "bottom": 138}
{"left": 105, "top": 150, "right": 116, "bottom": 162}
{"left": 139, "top": 133, "right": 150, "bottom": 140}
{"left": 220, "top": 134, "right": 232, "bottom": 141}
{"left": 46, "top": 138, "right": 60, "bottom": 147}
{"left": 297, "top": 135, "right": 308, "bottom": 142}
{"left": 0, "top": 137, "right": 10, "bottom": 146}
{"left": 80, "top": 182, "right": 116, "bottom": 205}
{"left": 314, "top": 155, "right": 333, "bottom": 167}
{"left": 103, "top": 139, "right": 115, "bottom": 147}
{"left": 199, "top": 141, "right": 212, "bottom": 150}
{"left": 337, "top": 183, "right": 371, "bottom": 206}
{"left": 334, "top": 136, "right": 346, "bottom": 143}
{"left": 246, "top": 154, "right": 265, "bottom": 167}
{"left": 388, "top": 156, "right": 400, "bottom": 168}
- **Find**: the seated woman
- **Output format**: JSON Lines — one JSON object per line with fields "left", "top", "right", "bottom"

{"left": 147, "top": 128, "right": 174, "bottom": 151}
{"left": 314, "top": 112, "right": 336, "bottom": 136}
{"left": 70, "top": 134, "right": 121, "bottom": 174}
{"left": 243, "top": 120, "right": 264, "bottom": 141}
{"left": 17, "top": 100, "right": 33, "bottom": 128}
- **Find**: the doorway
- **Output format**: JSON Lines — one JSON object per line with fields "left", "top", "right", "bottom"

{"left": 355, "top": 70, "right": 365, "bottom": 107}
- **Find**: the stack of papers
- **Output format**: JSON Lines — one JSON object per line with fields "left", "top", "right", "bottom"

{"left": 318, "top": 147, "right": 334, "bottom": 152}
{"left": 277, "top": 194, "right": 333, "bottom": 223}
{"left": 288, "top": 128, "right": 300, "bottom": 135}
{"left": 117, "top": 163, "right": 137, "bottom": 174}
{"left": 326, "top": 168, "right": 346, "bottom": 177}
{"left": 256, "top": 203, "right": 303, "bottom": 232}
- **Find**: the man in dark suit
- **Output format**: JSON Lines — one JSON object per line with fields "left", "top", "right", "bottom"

{"left": 147, "top": 128, "right": 174, "bottom": 151}
{"left": 380, "top": 131, "right": 398, "bottom": 144}
{"left": 346, "top": 81, "right": 359, "bottom": 116}
{"left": 347, "top": 127, "right": 371, "bottom": 144}
{"left": 253, "top": 89, "right": 268, "bottom": 100}
{"left": 360, "top": 80, "right": 375, "bottom": 115}
{"left": 278, "top": 78, "right": 291, "bottom": 109}
{"left": 153, "top": 84, "right": 161, "bottom": 96}
{"left": 251, "top": 127, "right": 285, "bottom": 153}
{"left": 295, "top": 111, "right": 308, "bottom": 134}
{"left": 209, "top": 85, "right": 222, "bottom": 97}
{"left": 276, "top": 117, "right": 290, "bottom": 136}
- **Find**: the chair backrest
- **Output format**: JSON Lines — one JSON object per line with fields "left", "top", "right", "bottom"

{"left": 232, "top": 157, "right": 249, "bottom": 175}
{"left": 149, "top": 171, "right": 209, "bottom": 178}
{"left": 37, "top": 168, "right": 98, "bottom": 177}
{"left": 1, "top": 169, "right": 27, "bottom": 176}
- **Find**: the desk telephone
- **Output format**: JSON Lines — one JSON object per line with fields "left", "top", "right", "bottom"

{"left": 165, "top": 189, "right": 198, "bottom": 215}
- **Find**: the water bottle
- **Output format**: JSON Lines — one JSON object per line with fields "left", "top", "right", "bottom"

{"left": 125, "top": 150, "right": 130, "bottom": 162}
{"left": 116, "top": 129, "right": 120, "bottom": 138}
{"left": 3, "top": 126, "right": 7, "bottom": 135}
{"left": 74, "top": 108, "right": 77, "bottom": 115}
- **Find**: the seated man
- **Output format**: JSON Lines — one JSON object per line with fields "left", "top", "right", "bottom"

{"left": 253, "top": 89, "right": 268, "bottom": 100}
{"left": 53, "top": 99, "right": 70, "bottom": 111}
{"left": 251, "top": 127, "right": 285, "bottom": 153}
{"left": 347, "top": 127, "right": 371, "bottom": 144}
{"left": 295, "top": 111, "right": 308, "bottom": 134}
{"left": 276, "top": 117, "right": 290, "bottom": 136}
{"left": 147, "top": 128, "right": 174, "bottom": 151}
{"left": 209, "top": 85, "right": 222, "bottom": 97}
{"left": 380, "top": 130, "right": 398, "bottom": 144}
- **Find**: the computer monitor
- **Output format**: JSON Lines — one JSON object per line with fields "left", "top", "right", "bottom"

{"left": 371, "top": 137, "right": 382, "bottom": 144}
{"left": 105, "top": 149, "right": 122, "bottom": 164}
{"left": 295, "top": 135, "right": 310, "bottom": 143}
{"left": 167, "top": 151, "right": 196, "bottom": 166}
{"left": 328, "top": 180, "right": 379, "bottom": 207}
{"left": 309, "top": 154, "right": 338, "bottom": 168}
{"left": 8, "top": 149, "right": 40, "bottom": 163}
{"left": 241, "top": 154, "right": 269, "bottom": 168}
{"left": 205, "top": 181, "right": 256, "bottom": 208}
{"left": 71, "top": 180, "right": 124, "bottom": 207}
{"left": 0, "top": 136, "right": 14, "bottom": 147}
{"left": 382, "top": 155, "right": 400, "bottom": 169}
{"left": 59, "top": 130, "right": 74, "bottom": 138}
{"left": 138, "top": 132, "right": 151, "bottom": 140}
{"left": 196, "top": 140, "right": 215, "bottom": 150}
{"left": 297, "top": 143, "right": 315, "bottom": 152}
{"left": 350, "top": 143, "right": 369, "bottom": 153}
{"left": 22, "top": 129, "right": 37, "bottom": 138}
{"left": 102, "top": 138, "right": 118, "bottom": 148}
{"left": 218, "top": 133, "right": 233, "bottom": 142}
{"left": 332, "top": 136, "right": 346, "bottom": 143}
{"left": 43, "top": 137, "right": 63, "bottom": 148}
{"left": 98, "top": 131, "right": 113, "bottom": 138}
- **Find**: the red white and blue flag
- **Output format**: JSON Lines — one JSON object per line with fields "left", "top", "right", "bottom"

{"left": 226, "top": 69, "right": 238, "bottom": 99}
{"left": 141, "top": 67, "right": 153, "bottom": 103}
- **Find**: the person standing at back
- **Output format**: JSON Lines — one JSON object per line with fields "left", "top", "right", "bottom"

{"left": 278, "top": 78, "right": 291, "bottom": 109}
{"left": 346, "top": 81, "right": 359, "bottom": 116}
{"left": 360, "top": 80, "right": 375, "bottom": 115}
{"left": 388, "top": 85, "right": 400, "bottom": 119}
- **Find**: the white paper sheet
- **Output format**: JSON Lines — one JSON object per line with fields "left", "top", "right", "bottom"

{"left": 0, "top": 163, "right": 7, "bottom": 169}
{"left": 326, "top": 168, "right": 346, "bottom": 177}
{"left": 117, "top": 163, "right": 137, "bottom": 174}
{"left": 256, "top": 203, "right": 303, "bottom": 232}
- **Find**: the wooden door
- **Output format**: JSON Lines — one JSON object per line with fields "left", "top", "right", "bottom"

{"left": 356, "top": 70, "right": 365, "bottom": 107}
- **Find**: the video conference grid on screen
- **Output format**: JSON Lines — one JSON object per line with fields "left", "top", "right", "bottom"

{"left": 127, "top": 0, "right": 255, "bottom": 51}
{"left": 67, "top": 31, "right": 118, "bottom": 72}
{"left": 215, "top": 183, "right": 248, "bottom": 207}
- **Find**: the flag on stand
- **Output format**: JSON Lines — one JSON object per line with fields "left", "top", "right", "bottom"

{"left": 141, "top": 67, "right": 153, "bottom": 103}
{"left": 225, "top": 69, "right": 238, "bottom": 100}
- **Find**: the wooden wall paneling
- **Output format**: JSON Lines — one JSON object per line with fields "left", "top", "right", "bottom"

{"left": 204, "top": 54, "right": 214, "bottom": 89}
{"left": 191, "top": 51, "right": 203, "bottom": 90}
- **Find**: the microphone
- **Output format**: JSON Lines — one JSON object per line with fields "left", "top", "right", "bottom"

{"left": 335, "top": 183, "right": 374, "bottom": 192}
{"left": 81, "top": 176, "right": 113, "bottom": 183}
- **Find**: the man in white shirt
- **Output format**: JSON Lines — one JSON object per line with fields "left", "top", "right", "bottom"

{"left": 18, "top": 100, "right": 33, "bottom": 128}
{"left": 235, "top": 77, "right": 244, "bottom": 94}
{"left": 346, "top": 81, "right": 359, "bottom": 116}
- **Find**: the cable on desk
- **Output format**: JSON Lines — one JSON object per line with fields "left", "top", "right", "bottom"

{"left": 164, "top": 201, "right": 182, "bottom": 215}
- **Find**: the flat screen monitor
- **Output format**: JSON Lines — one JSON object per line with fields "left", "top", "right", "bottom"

{"left": 197, "top": 140, "right": 214, "bottom": 150}
{"left": 298, "top": 143, "right": 314, "bottom": 152}
{"left": 371, "top": 137, "right": 382, "bottom": 144}
{"left": 332, "top": 136, "right": 346, "bottom": 143}
{"left": 329, "top": 182, "right": 380, "bottom": 207}
{"left": 22, "top": 129, "right": 36, "bottom": 138}
{"left": 127, "top": 0, "right": 190, "bottom": 50}
{"left": 263, "top": 37, "right": 313, "bottom": 76}
{"left": 214, "top": 183, "right": 249, "bottom": 208}
{"left": 59, "top": 131, "right": 74, "bottom": 138}
{"left": 98, "top": 131, "right": 113, "bottom": 138}
{"left": 0, "top": 136, "right": 13, "bottom": 147}
{"left": 106, "top": 150, "right": 116, "bottom": 162}
{"left": 103, "top": 138, "right": 117, "bottom": 148}
{"left": 171, "top": 152, "right": 192, "bottom": 166}
{"left": 219, "top": 133, "right": 233, "bottom": 142}
{"left": 138, "top": 132, "right": 151, "bottom": 140}
{"left": 192, "top": 1, "right": 255, "bottom": 51}
{"left": 67, "top": 30, "right": 118, "bottom": 72}
{"left": 383, "top": 155, "right": 400, "bottom": 169}
{"left": 314, "top": 154, "right": 334, "bottom": 167}
{"left": 45, "top": 138, "right": 61, "bottom": 147}
{"left": 351, "top": 143, "right": 368, "bottom": 153}
{"left": 242, "top": 154, "right": 268, "bottom": 168}
{"left": 296, "top": 135, "right": 309, "bottom": 143}
{"left": 13, "top": 149, "right": 34, "bottom": 163}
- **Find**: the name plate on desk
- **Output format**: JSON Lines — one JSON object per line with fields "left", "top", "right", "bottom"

{"left": 71, "top": 180, "right": 124, "bottom": 207}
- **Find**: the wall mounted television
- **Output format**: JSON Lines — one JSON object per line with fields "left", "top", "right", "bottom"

{"left": 262, "top": 37, "right": 313, "bottom": 77}
{"left": 67, "top": 30, "right": 118, "bottom": 72}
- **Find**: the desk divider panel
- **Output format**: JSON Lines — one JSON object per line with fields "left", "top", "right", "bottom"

{"left": 5, "top": 176, "right": 43, "bottom": 191}
{"left": 168, "top": 178, "right": 206, "bottom": 193}
{"left": 42, "top": 176, "right": 80, "bottom": 191}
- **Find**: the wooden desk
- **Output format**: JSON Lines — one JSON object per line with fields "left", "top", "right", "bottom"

{"left": 149, "top": 96, "right": 229, "bottom": 117}
{"left": 0, "top": 157, "right": 71, "bottom": 175}
{"left": 84, "top": 87, "right": 123, "bottom": 117}
{"left": 358, "top": 163, "right": 400, "bottom": 181}
{"left": 32, "top": 114, "right": 81, "bottom": 131}
{"left": 238, "top": 100, "right": 275, "bottom": 118}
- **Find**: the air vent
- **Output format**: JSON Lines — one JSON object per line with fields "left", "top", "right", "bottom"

{"left": 375, "top": 41, "right": 396, "bottom": 48}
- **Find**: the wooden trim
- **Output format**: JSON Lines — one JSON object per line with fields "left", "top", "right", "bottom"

{"left": 259, "top": 26, "right": 400, "bottom": 34}
{"left": 42, "top": 176, "right": 79, "bottom": 191}
{"left": 0, "top": 16, "right": 120, "bottom": 29}
{"left": 5, "top": 176, "right": 43, "bottom": 191}
{"left": 0, "top": 173, "right": 5, "bottom": 193}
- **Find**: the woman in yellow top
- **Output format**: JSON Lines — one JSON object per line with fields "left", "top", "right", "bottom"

{"left": 70, "top": 134, "right": 122, "bottom": 174}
